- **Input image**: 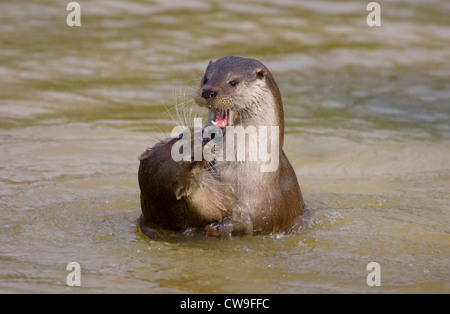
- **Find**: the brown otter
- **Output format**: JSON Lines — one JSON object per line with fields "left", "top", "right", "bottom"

{"left": 195, "top": 56, "right": 305, "bottom": 234}
{"left": 138, "top": 127, "right": 241, "bottom": 239}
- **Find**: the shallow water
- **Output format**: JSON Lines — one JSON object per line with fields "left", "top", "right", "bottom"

{"left": 0, "top": 0, "right": 449, "bottom": 293}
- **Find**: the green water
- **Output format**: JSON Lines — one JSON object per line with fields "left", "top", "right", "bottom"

{"left": 0, "top": 0, "right": 449, "bottom": 293}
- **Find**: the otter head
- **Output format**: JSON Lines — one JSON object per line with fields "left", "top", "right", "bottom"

{"left": 195, "top": 56, "right": 282, "bottom": 129}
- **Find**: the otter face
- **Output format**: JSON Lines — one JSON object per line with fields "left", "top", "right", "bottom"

{"left": 167, "top": 129, "right": 210, "bottom": 201}
{"left": 195, "top": 56, "right": 270, "bottom": 129}
{"left": 174, "top": 158, "right": 207, "bottom": 201}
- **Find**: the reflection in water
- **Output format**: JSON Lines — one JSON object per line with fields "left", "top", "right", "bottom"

{"left": 0, "top": 0, "right": 449, "bottom": 293}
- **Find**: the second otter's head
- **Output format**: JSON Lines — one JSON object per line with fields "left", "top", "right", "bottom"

{"left": 195, "top": 56, "right": 283, "bottom": 129}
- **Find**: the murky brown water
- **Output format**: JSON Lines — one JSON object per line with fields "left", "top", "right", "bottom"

{"left": 1, "top": 0, "right": 449, "bottom": 293}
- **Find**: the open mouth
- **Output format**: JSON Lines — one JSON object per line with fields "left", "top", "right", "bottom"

{"left": 211, "top": 108, "right": 233, "bottom": 129}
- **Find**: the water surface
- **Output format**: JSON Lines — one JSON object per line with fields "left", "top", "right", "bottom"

{"left": 0, "top": 0, "right": 449, "bottom": 293}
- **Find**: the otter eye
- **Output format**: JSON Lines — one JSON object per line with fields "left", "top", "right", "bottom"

{"left": 202, "top": 76, "right": 208, "bottom": 85}
{"left": 228, "top": 80, "right": 238, "bottom": 87}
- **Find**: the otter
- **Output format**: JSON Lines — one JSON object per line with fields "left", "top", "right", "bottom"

{"left": 195, "top": 56, "right": 305, "bottom": 234}
{"left": 138, "top": 57, "right": 305, "bottom": 238}
{"left": 138, "top": 127, "right": 252, "bottom": 239}
{"left": 138, "top": 128, "right": 229, "bottom": 239}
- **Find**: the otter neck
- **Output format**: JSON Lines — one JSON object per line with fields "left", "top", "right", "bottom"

{"left": 232, "top": 91, "right": 284, "bottom": 151}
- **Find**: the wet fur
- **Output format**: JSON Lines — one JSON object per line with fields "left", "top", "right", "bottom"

{"left": 138, "top": 129, "right": 234, "bottom": 238}
{"left": 138, "top": 56, "right": 305, "bottom": 238}
{"left": 195, "top": 56, "right": 305, "bottom": 234}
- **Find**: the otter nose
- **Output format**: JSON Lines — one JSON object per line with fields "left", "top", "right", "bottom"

{"left": 201, "top": 89, "right": 217, "bottom": 100}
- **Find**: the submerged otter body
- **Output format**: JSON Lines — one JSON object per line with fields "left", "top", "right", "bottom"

{"left": 195, "top": 56, "right": 305, "bottom": 234}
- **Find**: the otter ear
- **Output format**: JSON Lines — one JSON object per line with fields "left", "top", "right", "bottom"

{"left": 176, "top": 187, "right": 187, "bottom": 200}
{"left": 256, "top": 68, "right": 267, "bottom": 80}
{"left": 138, "top": 146, "right": 155, "bottom": 161}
